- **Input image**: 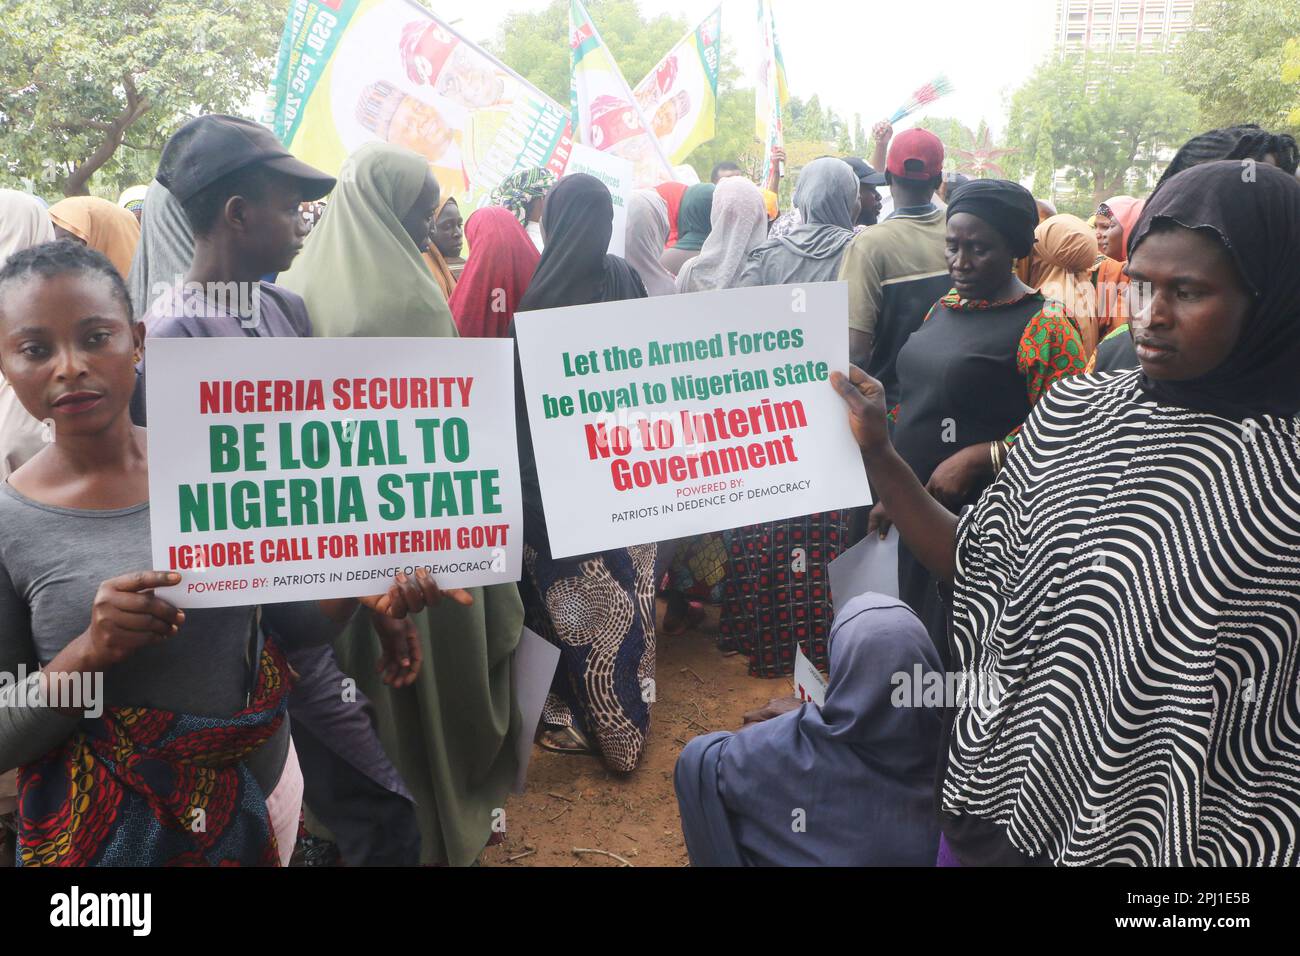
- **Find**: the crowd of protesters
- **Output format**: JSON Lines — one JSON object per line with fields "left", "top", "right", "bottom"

{"left": 1, "top": 108, "right": 1298, "bottom": 867}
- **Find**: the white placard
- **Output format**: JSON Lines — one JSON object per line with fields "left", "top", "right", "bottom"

{"left": 792, "top": 645, "right": 827, "bottom": 707}
{"left": 829, "top": 526, "right": 900, "bottom": 617}
{"left": 145, "top": 337, "right": 522, "bottom": 607}
{"left": 511, "top": 626, "right": 562, "bottom": 793}
{"left": 564, "top": 142, "right": 633, "bottom": 258}
{"left": 514, "top": 282, "right": 871, "bottom": 558}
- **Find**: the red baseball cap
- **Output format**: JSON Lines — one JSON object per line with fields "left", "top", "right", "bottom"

{"left": 886, "top": 128, "right": 945, "bottom": 181}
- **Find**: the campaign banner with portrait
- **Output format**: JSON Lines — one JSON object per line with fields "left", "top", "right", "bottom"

{"left": 569, "top": 0, "right": 676, "bottom": 188}
{"left": 266, "top": 0, "right": 573, "bottom": 212}
{"left": 632, "top": 7, "right": 722, "bottom": 165}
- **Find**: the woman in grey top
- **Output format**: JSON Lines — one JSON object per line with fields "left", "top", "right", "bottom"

{"left": 0, "top": 242, "right": 450, "bottom": 866}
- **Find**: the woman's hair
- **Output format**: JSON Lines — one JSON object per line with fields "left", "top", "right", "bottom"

{"left": 0, "top": 240, "right": 133, "bottom": 320}
{"left": 1154, "top": 125, "right": 1300, "bottom": 195}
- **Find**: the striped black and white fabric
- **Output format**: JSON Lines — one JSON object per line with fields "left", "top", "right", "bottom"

{"left": 943, "top": 369, "right": 1300, "bottom": 865}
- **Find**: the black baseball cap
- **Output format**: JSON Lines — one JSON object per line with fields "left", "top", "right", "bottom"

{"left": 841, "top": 157, "right": 887, "bottom": 186}
{"left": 157, "top": 115, "right": 336, "bottom": 203}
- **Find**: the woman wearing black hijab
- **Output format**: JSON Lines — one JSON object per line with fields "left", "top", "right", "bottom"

{"left": 881, "top": 179, "right": 1086, "bottom": 666}
{"left": 833, "top": 160, "right": 1300, "bottom": 865}
{"left": 510, "top": 174, "right": 654, "bottom": 771}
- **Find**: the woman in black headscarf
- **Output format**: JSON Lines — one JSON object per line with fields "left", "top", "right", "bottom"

{"left": 882, "top": 179, "right": 1086, "bottom": 667}
{"left": 1090, "top": 122, "right": 1300, "bottom": 375}
{"left": 511, "top": 174, "right": 655, "bottom": 771}
{"left": 516, "top": 174, "right": 646, "bottom": 312}
{"left": 833, "top": 160, "right": 1300, "bottom": 865}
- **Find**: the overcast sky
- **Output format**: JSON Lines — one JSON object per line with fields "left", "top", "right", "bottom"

{"left": 445, "top": 0, "right": 1058, "bottom": 136}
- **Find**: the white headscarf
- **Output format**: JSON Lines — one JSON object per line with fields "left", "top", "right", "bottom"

{"left": 0, "top": 189, "right": 56, "bottom": 479}
{"left": 624, "top": 190, "right": 676, "bottom": 297}
{"left": 0, "top": 189, "right": 55, "bottom": 263}
{"left": 676, "top": 177, "right": 768, "bottom": 293}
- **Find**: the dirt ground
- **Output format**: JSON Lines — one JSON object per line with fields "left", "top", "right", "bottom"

{"left": 479, "top": 601, "right": 784, "bottom": 867}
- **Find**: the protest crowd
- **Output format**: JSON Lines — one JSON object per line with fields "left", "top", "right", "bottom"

{"left": 1, "top": 1, "right": 1300, "bottom": 873}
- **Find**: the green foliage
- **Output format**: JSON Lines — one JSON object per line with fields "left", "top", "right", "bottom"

{"left": 1004, "top": 51, "right": 1197, "bottom": 206}
{"left": 0, "top": 0, "right": 285, "bottom": 197}
{"left": 1286, "top": 39, "right": 1300, "bottom": 127}
{"left": 490, "top": 0, "right": 688, "bottom": 106}
{"left": 1174, "top": 0, "right": 1300, "bottom": 136}
{"left": 914, "top": 116, "right": 976, "bottom": 166}
{"left": 1031, "top": 111, "right": 1055, "bottom": 198}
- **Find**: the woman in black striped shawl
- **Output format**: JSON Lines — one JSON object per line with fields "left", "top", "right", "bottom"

{"left": 832, "top": 160, "right": 1300, "bottom": 866}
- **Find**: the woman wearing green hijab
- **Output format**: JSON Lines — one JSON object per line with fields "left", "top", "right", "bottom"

{"left": 660, "top": 182, "right": 715, "bottom": 278}
{"left": 279, "top": 143, "right": 524, "bottom": 866}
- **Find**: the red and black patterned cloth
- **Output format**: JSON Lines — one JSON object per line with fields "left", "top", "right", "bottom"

{"left": 719, "top": 512, "right": 851, "bottom": 678}
{"left": 16, "top": 640, "right": 293, "bottom": 867}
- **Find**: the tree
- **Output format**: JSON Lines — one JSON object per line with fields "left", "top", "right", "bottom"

{"left": 787, "top": 94, "right": 830, "bottom": 141}
{"left": 1281, "top": 37, "right": 1300, "bottom": 128}
{"left": 0, "top": 0, "right": 285, "bottom": 196}
{"left": 914, "top": 116, "right": 975, "bottom": 168}
{"left": 1031, "top": 111, "right": 1055, "bottom": 198}
{"left": 1174, "top": 0, "right": 1300, "bottom": 136}
{"left": 1004, "top": 51, "right": 1197, "bottom": 207}
{"left": 491, "top": 0, "right": 688, "bottom": 106}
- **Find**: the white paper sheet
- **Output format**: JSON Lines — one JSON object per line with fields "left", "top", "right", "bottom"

{"left": 511, "top": 626, "right": 561, "bottom": 793}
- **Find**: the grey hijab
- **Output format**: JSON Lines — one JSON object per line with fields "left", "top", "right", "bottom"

{"left": 737, "top": 158, "right": 859, "bottom": 287}
{"left": 794, "top": 156, "right": 859, "bottom": 231}
{"left": 127, "top": 179, "right": 194, "bottom": 320}
{"left": 624, "top": 189, "right": 676, "bottom": 297}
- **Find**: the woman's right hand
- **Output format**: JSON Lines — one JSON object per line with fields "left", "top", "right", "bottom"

{"left": 867, "top": 501, "right": 892, "bottom": 538}
{"left": 831, "top": 365, "right": 891, "bottom": 460}
{"left": 70, "top": 571, "right": 185, "bottom": 671}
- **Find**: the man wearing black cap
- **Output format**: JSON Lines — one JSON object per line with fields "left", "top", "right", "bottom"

{"left": 143, "top": 115, "right": 423, "bottom": 867}
{"left": 840, "top": 157, "right": 886, "bottom": 227}
{"left": 145, "top": 114, "right": 336, "bottom": 337}
{"left": 838, "top": 128, "right": 951, "bottom": 407}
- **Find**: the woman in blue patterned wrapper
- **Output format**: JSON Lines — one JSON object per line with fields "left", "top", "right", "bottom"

{"left": 832, "top": 160, "right": 1300, "bottom": 866}
{"left": 510, "top": 174, "right": 656, "bottom": 770}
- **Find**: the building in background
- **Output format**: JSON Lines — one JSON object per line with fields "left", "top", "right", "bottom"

{"left": 1047, "top": 0, "right": 1197, "bottom": 207}
{"left": 1055, "top": 0, "right": 1196, "bottom": 56}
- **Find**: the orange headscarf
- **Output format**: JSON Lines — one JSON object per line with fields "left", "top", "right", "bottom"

{"left": 1029, "top": 214, "right": 1101, "bottom": 356}
{"left": 47, "top": 197, "right": 140, "bottom": 279}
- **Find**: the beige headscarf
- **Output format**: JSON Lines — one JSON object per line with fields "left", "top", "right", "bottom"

{"left": 676, "top": 177, "right": 768, "bottom": 293}
{"left": 47, "top": 196, "right": 141, "bottom": 279}
{"left": 1029, "top": 213, "right": 1101, "bottom": 356}
{"left": 0, "top": 189, "right": 57, "bottom": 480}
{"left": 0, "top": 188, "right": 55, "bottom": 262}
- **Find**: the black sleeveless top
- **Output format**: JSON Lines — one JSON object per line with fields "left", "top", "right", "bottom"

{"left": 893, "top": 291, "right": 1045, "bottom": 486}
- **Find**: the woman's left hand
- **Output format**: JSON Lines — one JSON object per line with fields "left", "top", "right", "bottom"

{"left": 925, "top": 443, "right": 995, "bottom": 509}
{"left": 739, "top": 695, "right": 803, "bottom": 730}
{"left": 359, "top": 567, "right": 474, "bottom": 619}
